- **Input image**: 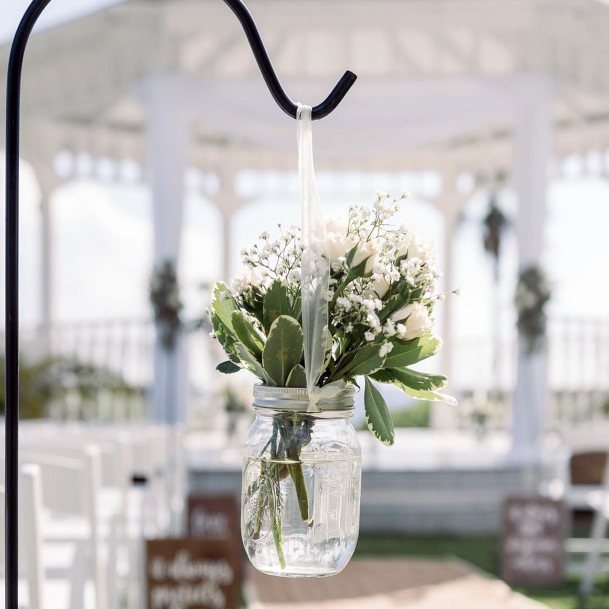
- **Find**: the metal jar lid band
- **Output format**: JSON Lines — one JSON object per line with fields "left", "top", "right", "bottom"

{"left": 253, "top": 384, "right": 355, "bottom": 411}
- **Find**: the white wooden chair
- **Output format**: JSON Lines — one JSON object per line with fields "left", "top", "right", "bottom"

{"left": 8, "top": 447, "right": 108, "bottom": 609}
{"left": 9, "top": 421, "right": 185, "bottom": 609}
{"left": 559, "top": 444, "right": 609, "bottom": 593}
{"left": 20, "top": 465, "right": 45, "bottom": 609}
{"left": 574, "top": 454, "right": 609, "bottom": 595}
{"left": 1, "top": 467, "right": 46, "bottom": 609}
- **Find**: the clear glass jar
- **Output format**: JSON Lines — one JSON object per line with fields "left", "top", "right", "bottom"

{"left": 242, "top": 384, "right": 361, "bottom": 578}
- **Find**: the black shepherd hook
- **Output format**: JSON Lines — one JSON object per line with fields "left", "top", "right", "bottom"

{"left": 4, "top": 0, "right": 356, "bottom": 606}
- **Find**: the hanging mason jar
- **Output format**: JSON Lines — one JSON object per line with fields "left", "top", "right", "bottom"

{"left": 242, "top": 384, "right": 361, "bottom": 577}
{"left": 208, "top": 107, "right": 454, "bottom": 579}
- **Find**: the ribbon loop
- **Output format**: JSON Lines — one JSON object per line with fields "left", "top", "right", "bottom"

{"left": 307, "top": 381, "right": 348, "bottom": 413}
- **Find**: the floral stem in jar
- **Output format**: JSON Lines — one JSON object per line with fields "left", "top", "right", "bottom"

{"left": 278, "top": 415, "right": 312, "bottom": 522}
{"left": 264, "top": 460, "right": 286, "bottom": 569}
{"left": 287, "top": 461, "right": 309, "bottom": 522}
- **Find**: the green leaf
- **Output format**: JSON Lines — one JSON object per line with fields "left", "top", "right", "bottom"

{"left": 232, "top": 310, "right": 264, "bottom": 359}
{"left": 384, "top": 335, "right": 442, "bottom": 368}
{"left": 339, "top": 344, "right": 386, "bottom": 378}
{"left": 263, "top": 280, "right": 292, "bottom": 332}
{"left": 291, "top": 295, "right": 302, "bottom": 322}
{"left": 372, "top": 369, "right": 457, "bottom": 406}
{"left": 389, "top": 367, "right": 447, "bottom": 391}
{"left": 286, "top": 364, "right": 307, "bottom": 388}
{"left": 323, "top": 329, "right": 333, "bottom": 369}
{"left": 262, "top": 315, "right": 304, "bottom": 386}
{"left": 211, "top": 313, "right": 240, "bottom": 362}
{"left": 378, "top": 294, "right": 407, "bottom": 321}
{"left": 211, "top": 282, "right": 238, "bottom": 332}
{"left": 345, "top": 244, "right": 359, "bottom": 267}
{"left": 216, "top": 361, "right": 241, "bottom": 374}
{"left": 210, "top": 282, "right": 242, "bottom": 362}
{"left": 240, "top": 286, "right": 265, "bottom": 327}
{"left": 235, "top": 343, "right": 274, "bottom": 385}
{"left": 364, "top": 377, "right": 395, "bottom": 446}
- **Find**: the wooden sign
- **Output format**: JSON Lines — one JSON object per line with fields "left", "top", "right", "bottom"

{"left": 146, "top": 538, "right": 238, "bottom": 609}
{"left": 187, "top": 494, "right": 239, "bottom": 540}
{"left": 501, "top": 495, "right": 566, "bottom": 586}
{"left": 186, "top": 494, "right": 243, "bottom": 582}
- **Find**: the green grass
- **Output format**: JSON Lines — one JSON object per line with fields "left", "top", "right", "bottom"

{"left": 356, "top": 402, "right": 431, "bottom": 430}
{"left": 354, "top": 534, "right": 609, "bottom": 609}
{"left": 355, "top": 534, "right": 498, "bottom": 573}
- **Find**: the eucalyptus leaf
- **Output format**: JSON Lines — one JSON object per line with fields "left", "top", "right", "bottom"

{"left": 232, "top": 310, "right": 264, "bottom": 359}
{"left": 286, "top": 364, "right": 307, "bottom": 388}
{"left": 263, "top": 280, "right": 292, "bottom": 332}
{"left": 364, "top": 377, "right": 395, "bottom": 446}
{"left": 216, "top": 360, "right": 241, "bottom": 374}
{"left": 262, "top": 315, "right": 304, "bottom": 386}
{"left": 384, "top": 335, "right": 442, "bottom": 368}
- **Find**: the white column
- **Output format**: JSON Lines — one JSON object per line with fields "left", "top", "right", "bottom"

{"left": 39, "top": 183, "right": 57, "bottom": 345}
{"left": 510, "top": 77, "right": 553, "bottom": 462}
{"left": 432, "top": 189, "right": 462, "bottom": 430}
{"left": 211, "top": 168, "right": 251, "bottom": 281}
{"left": 141, "top": 74, "right": 191, "bottom": 425}
{"left": 32, "top": 164, "right": 61, "bottom": 353}
{"left": 220, "top": 209, "right": 233, "bottom": 281}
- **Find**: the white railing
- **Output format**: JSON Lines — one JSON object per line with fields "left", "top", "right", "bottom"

{"left": 548, "top": 317, "right": 609, "bottom": 427}
{"left": 8, "top": 316, "right": 609, "bottom": 430}
{"left": 452, "top": 317, "right": 609, "bottom": 431}
{"left": 47, "top": 318, "right": 155, "bottom": 387}
{"left": 14, "top": 319, "right": 155, "bottom": 421}
{"left": 13, "top": 318, "right": 218, "bottom": 423}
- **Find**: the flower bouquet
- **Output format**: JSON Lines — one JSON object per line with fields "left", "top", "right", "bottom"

{"left": 209, "top": 193, "right": 454, "bottom": 574}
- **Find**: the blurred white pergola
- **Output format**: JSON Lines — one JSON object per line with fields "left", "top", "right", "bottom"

{"left": 3, "top": 0, "right": 609, "bottom": 460}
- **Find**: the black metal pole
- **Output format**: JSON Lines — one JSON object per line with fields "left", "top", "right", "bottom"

{"left": 5, "top": 3, "right": 54, "bottom": 606}
{"left": 4, "top": 2, "right": 355, "bottom": 607}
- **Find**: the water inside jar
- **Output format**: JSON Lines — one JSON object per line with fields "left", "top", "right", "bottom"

{"left": 242, "top": 454, "right": 361, "bottom": 577}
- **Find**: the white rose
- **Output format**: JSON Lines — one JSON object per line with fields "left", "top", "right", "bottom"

{"left": 325, "top": 215, "right": 349, "bottom": 236}
{"left": 325, "top": 232, "right": 357, "bottom": 260}
{"left": 370, "top": 274, "right": 390, "bottom": 298}
{"left": 397, "top": 233, "right": 432, "bottom": 263}
{"left": 351, "top": 240, "right": 379, "bottom": 274}
{"left": 391, "top": 302, "right": 432, "bottom": 339}
{"left": 396, "top": 233, "right": 413, "bottom": 259}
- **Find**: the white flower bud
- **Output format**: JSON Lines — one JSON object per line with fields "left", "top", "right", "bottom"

{"left": 370, "top": 274, "right": 390, "bottom": 298}
{"left": 391, "top": 302, "right": 433, "bottom": 340}
{"left": 351, "top": 240, "right": 380, "bottom": 274}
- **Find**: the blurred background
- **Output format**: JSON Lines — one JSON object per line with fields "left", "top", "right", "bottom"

{"left": 1, "top": 0, "right": 609, "bottom": 608}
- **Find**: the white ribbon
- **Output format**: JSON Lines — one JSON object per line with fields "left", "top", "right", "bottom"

{"left": 297, "top": 104, "right": 330, "bottom": 412}
{"left": 307, "top": 380, "right": 348, "bottom": 413}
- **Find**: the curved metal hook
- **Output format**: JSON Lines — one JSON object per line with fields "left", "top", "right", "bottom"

{"left": 223, "top": 0, "right": 357, "bottom": 119}
{"left": 5, "top": 0, "right": 356, "bottom": 606}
